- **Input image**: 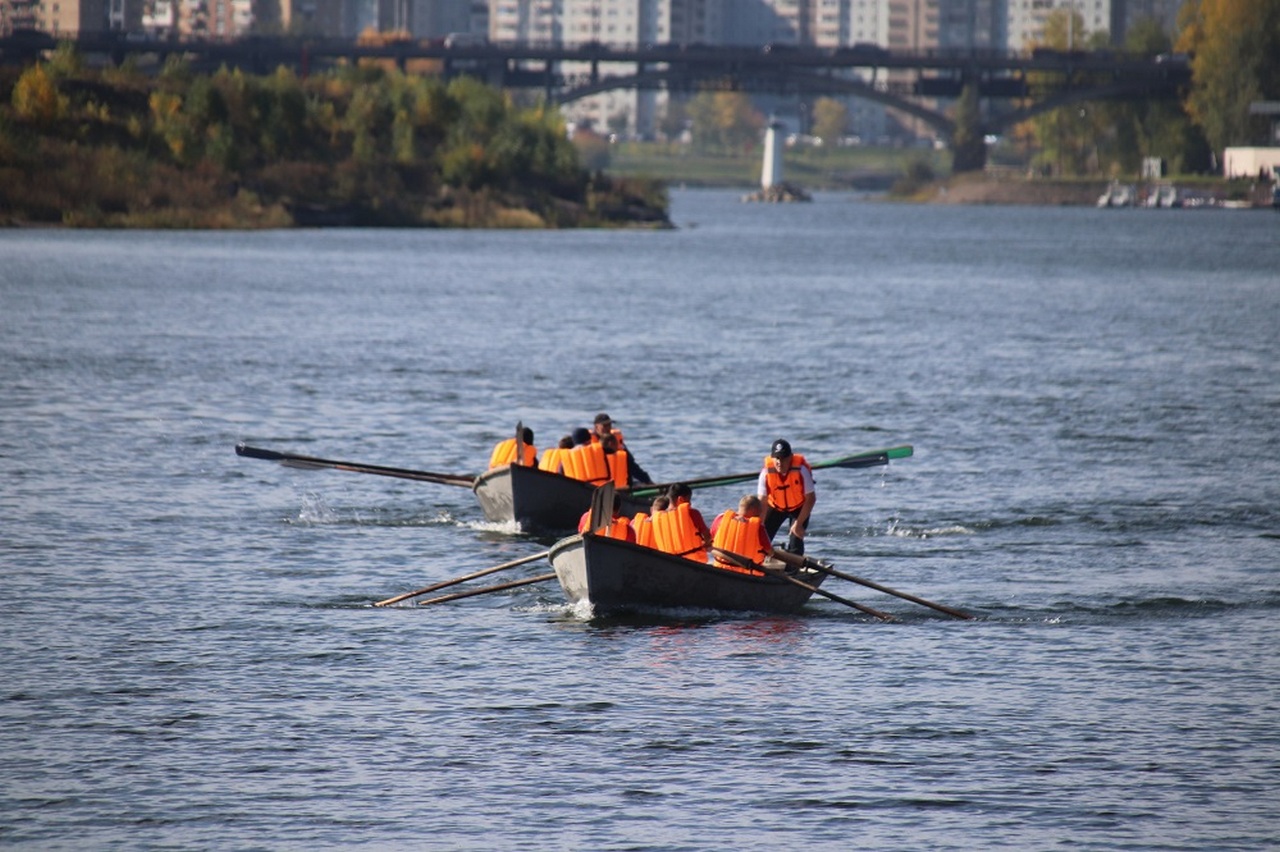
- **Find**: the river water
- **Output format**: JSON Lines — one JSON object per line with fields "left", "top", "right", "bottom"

{"left": 2, "top": 191, "right": 1279, "bottom": 849}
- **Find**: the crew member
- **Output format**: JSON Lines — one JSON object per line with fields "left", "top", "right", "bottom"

{"left": 757, "top": 438, "right": 815, "bottom": 555}
{"left": 577, "top": 494, "right": 637, "bottom": 542}
{"left": 589, "top": 413, "right": 652, "bottom": 484}
{"left": 710, "top": 494, "right": 774, "bottom": 573}
{"left": 667, "top": 482, "right": 711, "bottom": 548}
{"left": 488, "top": 426, "right": 537, "bottom": 469}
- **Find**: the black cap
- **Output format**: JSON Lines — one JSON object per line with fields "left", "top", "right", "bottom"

{"left": 593, "top": 413, "right": 612, "bottom": 425}
{"left": 770, "top": 439, "right": 792, "bottom": 459}
{"left": 572, "top": 427, "right": 591, "bottom": 445}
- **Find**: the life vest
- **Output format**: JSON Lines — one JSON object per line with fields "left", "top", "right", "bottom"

{"left": 651, "top": 502, "right": 707, "bottom": 563}
{"left": 489, "top": 437, "right": 537, "bottom": 469}
{"left": 563, "top": 442, "right": 608, "bottom": 484}
{"left": 580, "top": 514, "right": 633, "bottom": 541}
{"left": 631, "top": 512, "right": 656, "bottom": 549}
{"left": 762, "top": 453, "right": 811, "bottom": 513}
{"left": 539, "top": 447, "right": 568, "bottom": 474}
{"left": 711, "top": 510, "right": 769, "bottom": 575}
{"left": 604, "top": 449, "right": 629, "bottom": 488}
{"left": 590, "top": 428, "right": 625, "bottom": 446}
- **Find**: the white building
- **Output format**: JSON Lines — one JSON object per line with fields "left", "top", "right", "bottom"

{"left": 1007, "top": 0, "right": 1112, "bottom": 51}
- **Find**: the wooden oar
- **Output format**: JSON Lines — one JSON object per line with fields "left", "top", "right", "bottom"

{"left": 373, "top": 551, "right": 549, "bottom": 607}
{"left": 417, "top": 572, "right": 558, "bottom": 606}
{"left": 801, "top": 559, "right": 975, "bottom": 620}
{"left": 712, "top": 547, "right": 897, "bottom": 622}
{"left": 236, "top": 443, "right": 476, "bottom": 487}
{"left": 627, "top": 445, "right": 914, "bottom": 500}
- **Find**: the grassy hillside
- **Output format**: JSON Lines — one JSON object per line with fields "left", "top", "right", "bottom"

{"left": 601, "top": 140, "right": 952, "bottom": 190}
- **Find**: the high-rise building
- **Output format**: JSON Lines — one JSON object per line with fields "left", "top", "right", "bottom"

{"left": 1007, "top": 0, "right": 1111, "bottom": 51}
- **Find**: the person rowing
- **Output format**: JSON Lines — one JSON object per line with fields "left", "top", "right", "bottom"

{"left": 589, "top": 412, "right": 652, "bottom": 484}
{"left": 757, "top": 438, "right": 816, "bottom": 556}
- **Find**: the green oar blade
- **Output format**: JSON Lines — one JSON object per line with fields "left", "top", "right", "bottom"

{"left": 626, "top": 445, "right": 913, "bottom": 500}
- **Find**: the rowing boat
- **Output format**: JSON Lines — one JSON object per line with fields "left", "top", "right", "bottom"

{"left": 548, "top": 533, "right": 829, "bottom": 614}
{"left": 472, "top": 464, "right": 652, "bottom": 531}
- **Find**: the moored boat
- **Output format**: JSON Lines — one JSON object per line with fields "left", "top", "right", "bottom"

{"left": 548, "top": 532, "right": 828, "bottom": 614}
{"left": 473, "top": 464, "right": 652, "bottom": 531}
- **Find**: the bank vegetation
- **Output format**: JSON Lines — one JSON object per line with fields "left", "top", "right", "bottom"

{"left": 0, "top": 47, "right": 669, "bottom": 228}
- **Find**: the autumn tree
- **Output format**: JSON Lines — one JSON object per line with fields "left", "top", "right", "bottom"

{"left": 685, "top": 89, "right": 764, "bottom": 152}
{"left": 1026, "top": 8, "right": 1113, "bottom": 176}
{"left": 1177, "top": 0, "right": 1280, "bottom": 155}
{"left": 810, "top": 97, "right": 848, "bottom": 147}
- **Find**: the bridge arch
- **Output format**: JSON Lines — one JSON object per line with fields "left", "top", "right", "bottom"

{"left": 552, "top": 67, "right": 956, "bottom": 138}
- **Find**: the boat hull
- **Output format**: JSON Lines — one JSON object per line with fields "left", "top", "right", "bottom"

{"left": 472, "top": 465, "right": 650, "bottom": 532}
{"left": 549, "top": 533, "right": 827, "bottom": 614}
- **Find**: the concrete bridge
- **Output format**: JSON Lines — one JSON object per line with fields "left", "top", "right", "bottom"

{"left": 1, "top": 31, "right": 1190, "bottom": 163}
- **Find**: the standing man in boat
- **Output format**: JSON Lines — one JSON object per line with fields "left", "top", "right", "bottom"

{"left": 758, "top": 439, "right": 816, "bottom": 556}
{"left": 590, "top": 413, "right": 653, "bottom": 484}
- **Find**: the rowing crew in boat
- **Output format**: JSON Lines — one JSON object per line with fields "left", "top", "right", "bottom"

{"left": 487, "top": 413, "right": 652, "bottom": 488}
{"left": 579, "top": 486, "right": 788, "bottom": 575}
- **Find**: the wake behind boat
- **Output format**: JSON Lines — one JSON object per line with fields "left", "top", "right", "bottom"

{"left": 548, "top": 533, "right": 829, "bottom": 614}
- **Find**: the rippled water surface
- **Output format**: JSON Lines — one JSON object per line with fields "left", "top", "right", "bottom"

{"left": 3, "top": 191, "right": 1279, "bottom": 849}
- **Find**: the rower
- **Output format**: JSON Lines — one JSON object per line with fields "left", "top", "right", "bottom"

{"left": 710, "top": 495, "right": 773, "bottom": 574}
{"left": 488, "top": 426, "right": 537, "bottom": 469}
{"left": 578, "top": 493, "right": 637, "bottom": 542}
{"left": 589, "top": 412, "right": 652, "bottom": 484}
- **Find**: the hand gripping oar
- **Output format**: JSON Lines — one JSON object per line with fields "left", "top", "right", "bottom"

{"left": 801, "top": 558, "right": 975, "bottom": 620}
{"left": 416, "top": 572, "right": 558, "bottom": 607}
{"left": 373, "top": 551, "right": 550, "bottom": 607}
{"left": 627, "top": 445, "right": 914, "bottom": 500}
{"left": 712, "top": 547, "right": 897, "bottom": 622}
{"left": 236, "top": 443, "right": 476, "bottom": 487}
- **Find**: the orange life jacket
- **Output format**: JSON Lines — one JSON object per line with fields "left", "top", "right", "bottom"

{"left": 762, "top": 453, "right": 811, "bottom": 513}
{"left": 631, "top": 512, "right": 656, "bottom": 549}
{"left": 652, "top": 502, "right": 707, "bottom": 563}
{"left": 489, "top": 438, "right": 537, "bottom": 469}
{"left": 580, "top": 515, "right": 633, "bottom": 541}
{"left": 563, "top": 442, "right": 609, "bottom": 484}
{"left": 590, "top": 428, "right": 625, "bottom": 446}
{"left": 711, "top": 510, "right": 769, "bottom": 575}
{"left": 604, "top": 449, "right": 629, "bottom": 488}
{"left": 539, "top": 447, "right": 568, "bottom": 474}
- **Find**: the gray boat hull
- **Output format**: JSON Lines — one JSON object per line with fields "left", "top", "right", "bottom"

{"left": 472, "top": 465, "right": 650, "bottom": 532}
{"left": 549, "top": 533, "right": 827, "bottom": 614}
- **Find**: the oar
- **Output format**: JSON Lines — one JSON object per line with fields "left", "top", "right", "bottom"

{"left": 373, "top": 551, "right": 550, "bottom": 607}
{"left": 802, "top": 558, "right": 975, "bottom": 620}
{"left": 712, "top": 547, "right": 897, "bottom": 622}
{"left": 417, "top": 572, "right": 558, "bottom": 606}
{"left": 236, "top": 443, "right": 476, "bottom": 487}
{"left": 627, "top": 445, "right": 914, "bottom": 500}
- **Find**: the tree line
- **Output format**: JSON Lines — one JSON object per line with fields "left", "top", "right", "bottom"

{"left": 633, "top": 0, "right": 1278, "bottom": 180}
{"left": 0, "top": 46, "right": 669, "bottom": 227}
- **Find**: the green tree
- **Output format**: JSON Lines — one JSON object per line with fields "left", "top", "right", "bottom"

{"left": 950, "top": 84, "right": 985, "bottom": 172}
{"left": 1027, "top": 10, "right": 1113, "bottom": 175}
{"left": 810, "top": 97, "right": 847, "bottom": 147}
{"left": 685, "top": 89, "right": 763, "bottom": 152}
{"left": 1177, "top": 0, "right": 1280, "bottom": 154}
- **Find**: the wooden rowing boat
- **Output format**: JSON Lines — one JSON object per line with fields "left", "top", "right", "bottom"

{"left": 548, "top": 533, "right": 829, "bottom": 614}
{"left": 472, "top": 464, "right": 652, "bottom": 531}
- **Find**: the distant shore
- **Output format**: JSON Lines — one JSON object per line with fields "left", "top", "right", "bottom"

{"left": 907, "top": 173, "right": 1277, "bottom": 208}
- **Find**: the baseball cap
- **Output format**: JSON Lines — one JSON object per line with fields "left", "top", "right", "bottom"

{"left": 593, "top": 413, "right": 613, "bottom": 425}
{"left": 770, "top": 439, "right": 792, "bottom": 459}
